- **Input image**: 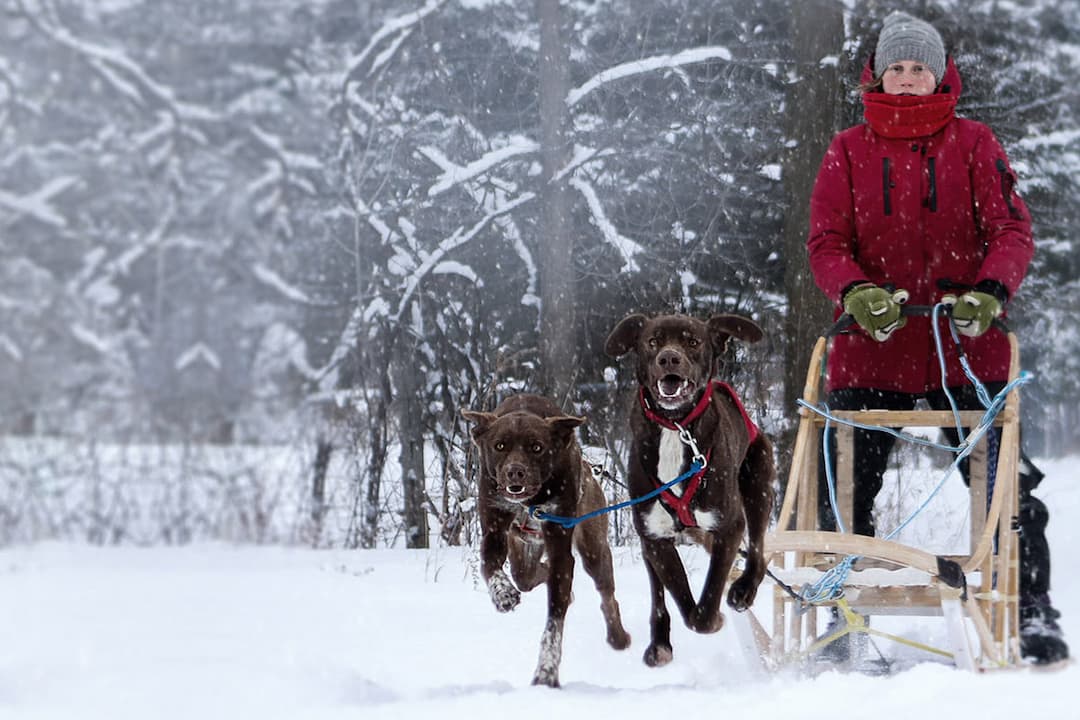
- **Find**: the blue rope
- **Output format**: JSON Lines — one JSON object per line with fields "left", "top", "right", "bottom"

{"left": 528, "top": 461, "right": 703, "bottom": 529}
{"left": 796, "top": 399, "right": 963, "bottom": 453}
{"left": 933, "top": 304, "right": 968, "bottom": 433}
{"left": 798, "top": 304, "right": 1033, "bottom": 604}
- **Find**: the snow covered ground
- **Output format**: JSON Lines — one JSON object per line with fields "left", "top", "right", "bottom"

{"left": 2, "top": 457, "right": 1078, "bottom": 720}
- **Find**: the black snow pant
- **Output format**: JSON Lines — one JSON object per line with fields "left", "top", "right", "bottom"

{"left": 817, "top": 384, "right": 1051, "bottom": 600}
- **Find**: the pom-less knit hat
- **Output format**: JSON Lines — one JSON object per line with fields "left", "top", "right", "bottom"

{"left": 873, "top": 11, "right": 946, "bottom": 84}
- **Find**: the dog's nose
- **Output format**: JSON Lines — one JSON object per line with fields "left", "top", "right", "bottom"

{"left": 657, "top": 348, "right": 684, "bottom": 369}
{"left": 504, "top": 463, "right": 528, "bottom": 491}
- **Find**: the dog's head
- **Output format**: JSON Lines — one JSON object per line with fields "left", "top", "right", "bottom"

{"left": 461, "top": 409, "right": 585, "bottom": 504}
{"left": 604, "top": 313, "right": 763, "bottom": 412}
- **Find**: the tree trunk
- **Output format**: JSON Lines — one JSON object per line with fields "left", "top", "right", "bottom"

{"left": 394, "top": 333, "right": 430, "bottom": 548}
{"left": 309, "top": 437, "right": 332, "bottom": 546}
{"left": 780, "top": 0, "right": 844, "bottom": 464}
{"left": 353, "top": 366, "right": 389, "bottom": 550}
{"left": 536, "top": 0, "right": 575, "bottom": 406}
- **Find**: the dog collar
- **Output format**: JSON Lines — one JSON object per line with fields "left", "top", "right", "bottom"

{"left": 640, "top": 379, "right": 760, "bottom": 446}
{"left": 641, "top": 381, "right": 760, "bottom": 529}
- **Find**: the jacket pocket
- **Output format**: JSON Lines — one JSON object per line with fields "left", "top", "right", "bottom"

{"left": 882, "top": 158, "right": 892, "bottom": 216}
{"left": 995, "top": 158, "right": 1023, "bottom": 220}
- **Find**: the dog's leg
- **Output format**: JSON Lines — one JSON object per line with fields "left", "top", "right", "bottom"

{"left": 640, "top": 538, "right": 701, "bottom": 665}
{"left": 574, "top": 520, "right": 631, "bottom": 650}
{"left": 689, "top": 527, "right": 742, "bottom": 633}
{"left": 532, "top": 616, "right": 565, "bottom": 689}
{"left": 727, "top": 437, "right": 776, "bottom": 611}
{"left": 532, "top": 526, "right": 574, "bottom": 687}
{"left": 482, "top": 514, "right": 520, "bottom": 612}
{"left": 641, "top": 537, "right": 697, "bottom": 623}
{"left": 642, "top": 555, "right": 674, "bottom": 666}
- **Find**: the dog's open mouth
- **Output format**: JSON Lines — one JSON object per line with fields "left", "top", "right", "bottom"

{"left": 656, "top": 375, "right": 695, "bottom": 407}
{"left": 502, "top": 485, "right": 536, "bottom": 503}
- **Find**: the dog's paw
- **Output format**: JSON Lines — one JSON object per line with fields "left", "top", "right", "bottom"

{"left": 726, "top": 577, "right": 758, "bottom": 611}
{"left": 488, "top": 571, "right": 521, "bottom": 612}
{"left": 531, "top": 667, "right": 560, "bottom": 688}
{"left": 643, "top": 643, "right": 673, "bottom": 667}
{"left": 607, "top": 627, "right": 631, "bottom": 650}
{"left": 688, "top": 606, "right": 724, "bottom": 634}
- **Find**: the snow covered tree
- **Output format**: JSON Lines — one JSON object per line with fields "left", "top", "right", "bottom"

{"left": 2, "top": 0, "right": 1077, "bottom": 546}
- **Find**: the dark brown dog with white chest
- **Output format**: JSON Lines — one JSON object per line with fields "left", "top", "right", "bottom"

{"left": 605, "top": 313, "right": 775, "bottom": 667}
{"left": 462, "top": 394, "right": 630, "bottom": 687}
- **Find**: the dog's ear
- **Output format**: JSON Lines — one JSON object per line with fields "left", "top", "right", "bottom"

{"left": 460, "top": 409, "right": 497, "bottom": 439}
{"left": 707, "top": 314, "right": 764, "bottom": 351}
{"left": 547, "top": 415, "right": 586, "bottom": 445}
{"left": 605, "top": 314, "right": 647, "bottom": 357}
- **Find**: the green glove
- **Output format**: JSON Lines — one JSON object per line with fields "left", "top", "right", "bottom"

{"left": 945, "top": 291, "right": 1002, "bottom": 337}
{"left": 843, "top": 283, "right": 909, "bottom": 342}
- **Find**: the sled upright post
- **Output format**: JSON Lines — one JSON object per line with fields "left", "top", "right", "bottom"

{"left": 751, "top": 333, "right": 1023, "bottom": 671}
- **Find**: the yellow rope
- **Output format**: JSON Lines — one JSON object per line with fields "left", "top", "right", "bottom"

{"left": 797, "top": 598, "right": 956, "bottom": 662}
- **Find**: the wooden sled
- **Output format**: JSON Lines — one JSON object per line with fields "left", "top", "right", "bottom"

{"left": 743, "top": 332, "right": 1024, "bottom": 672}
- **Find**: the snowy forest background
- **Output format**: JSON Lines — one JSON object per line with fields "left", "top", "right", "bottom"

{"left": 1, "top": 0, "right": 1077, "bottom": 550}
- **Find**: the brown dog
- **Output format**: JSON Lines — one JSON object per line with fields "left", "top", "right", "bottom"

{"left": 462, "top": 394, "right": 630, "bottom": 687}
{"left": 605, "top": 313, "right": 775, "bottom": 667}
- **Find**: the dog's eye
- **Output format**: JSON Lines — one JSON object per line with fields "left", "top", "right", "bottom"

{"left": 647, "top": 337, "right": 658, "bottom": 349}
{"left": 687, "top": 337, "right": 700, "bottom": 348}
{"left": 531, "top": 443, "right": 543, "bottom": 453}
{"left": 494, "top": 442, "right": 506, "bottom": 451}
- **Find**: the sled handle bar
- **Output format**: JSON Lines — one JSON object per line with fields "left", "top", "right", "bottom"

{"left": 828, "top": 304, "right": 1010, "bottom": 338}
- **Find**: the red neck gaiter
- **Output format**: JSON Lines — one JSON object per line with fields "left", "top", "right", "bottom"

{"left": 863, "top": 92, "right": 957, "bottom": 139}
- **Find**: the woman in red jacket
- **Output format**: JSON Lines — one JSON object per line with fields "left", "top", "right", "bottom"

{"left": 807, "top": 11, "right": 1067, "bottom": 665}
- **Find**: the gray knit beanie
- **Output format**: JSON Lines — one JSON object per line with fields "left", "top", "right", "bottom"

{"left": 874, "top": 11, "right": 946, "bottom": 84}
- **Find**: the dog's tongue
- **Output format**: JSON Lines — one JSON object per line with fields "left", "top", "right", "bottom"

{"left": 658, "top": 376, "right": 690, "bottom": 399}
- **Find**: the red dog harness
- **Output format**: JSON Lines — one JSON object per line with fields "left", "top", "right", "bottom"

{"left": 639, "top": 380, "right": 759, "bottom": 527}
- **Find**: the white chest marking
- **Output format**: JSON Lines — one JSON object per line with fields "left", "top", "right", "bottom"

{"left": 643, "top": 501, "right": 677, "bottom": 538}
{"left": 657, "top": 428, "right": 684, "bottom": 493}
{"left": 694, "top": 509, "right": 718, "bottom": 531}
{"left": 642, "top": 429, "right": 684, "bottom": 538}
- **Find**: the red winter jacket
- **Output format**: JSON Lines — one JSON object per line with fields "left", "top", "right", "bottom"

{"left": 807, "top": 57, "right": 1033, "bottom": 394}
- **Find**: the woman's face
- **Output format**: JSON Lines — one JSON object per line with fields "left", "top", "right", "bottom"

{"left": 880, "top": 60, "right": 937, "bottom": 96}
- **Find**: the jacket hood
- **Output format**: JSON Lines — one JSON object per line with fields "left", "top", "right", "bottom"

{"left": 861, "top": 53, "right": 962, "bottom": 100}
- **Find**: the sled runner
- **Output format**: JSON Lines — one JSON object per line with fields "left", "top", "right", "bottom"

{"left": 745, "top": 323, "right": 1025, "bottom": 672}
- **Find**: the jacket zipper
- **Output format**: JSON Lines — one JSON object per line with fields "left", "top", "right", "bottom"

{"left": 882, "top": 158, "right": 892, "bottom": 216}
{"left": 996, "top": 158, "right": 1022, "bottom": 220}
{"left": 927, "top": 156, "right": 937, "bottom": 212}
